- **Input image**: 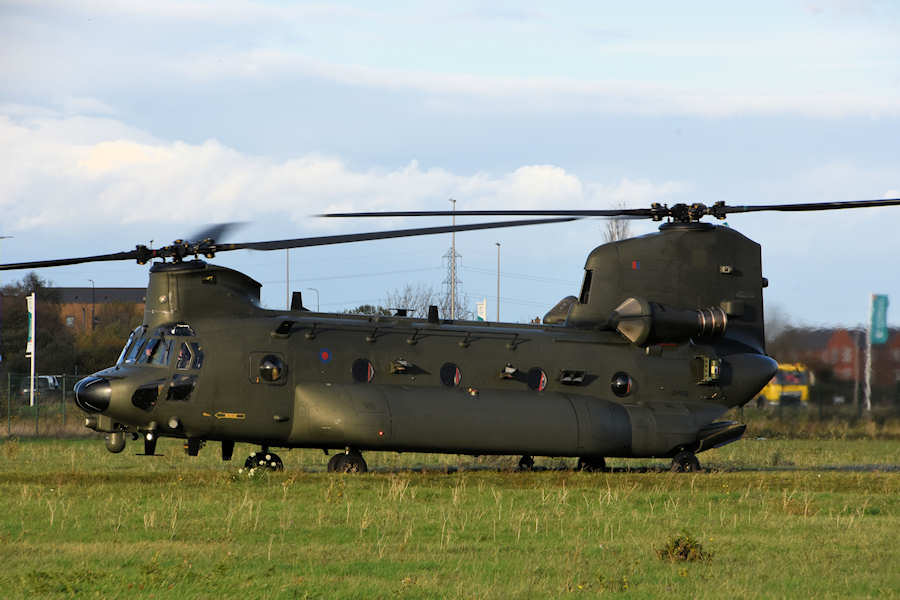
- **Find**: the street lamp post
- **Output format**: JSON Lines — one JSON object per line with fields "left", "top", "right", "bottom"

{"left": 495, "top": 242, "right": 500, "bottom": 322}
{"left": 305, "top": 288, "right": 320, "bottom": 312}
{"left": 88, "top": 279, "right": 95, "bottom": 331}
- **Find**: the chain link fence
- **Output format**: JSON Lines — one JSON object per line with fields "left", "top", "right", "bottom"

{"left": 0, "top": 371, "right": 896, "bottom": 439}
{"left": 1, "top": 373, "right": 91, "bottom": 437}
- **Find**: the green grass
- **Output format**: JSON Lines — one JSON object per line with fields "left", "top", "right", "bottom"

{"left": 0, "top": 438, "right": 898, "bottom": 598}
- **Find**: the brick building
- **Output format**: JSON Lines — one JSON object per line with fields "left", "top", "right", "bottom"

{"left": 55, "top": 288, "right": 146, "bottom": 334}
{"left": 774, "top": 327, "right": 900, "bottom": 388}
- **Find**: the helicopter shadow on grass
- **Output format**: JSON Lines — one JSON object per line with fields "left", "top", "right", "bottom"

{"left": 358, "top": 463, "right": 900, "bottom": 474}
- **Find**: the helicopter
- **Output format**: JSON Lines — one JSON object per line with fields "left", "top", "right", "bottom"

{"left": 2, "top": 198, "right": 898, "bottom": 473}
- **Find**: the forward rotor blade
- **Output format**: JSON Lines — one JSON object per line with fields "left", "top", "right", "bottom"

{"left": 321, "top": 209, "right": 654, "bottom": 218}
{"left": 0, "top": 250, "right": 141, "bottom": 271}
{"left": 722, "top": 198, "right": 900, "bottom": 215}
{"left": 220, "top": 217, "right": 579, "bottom": 252}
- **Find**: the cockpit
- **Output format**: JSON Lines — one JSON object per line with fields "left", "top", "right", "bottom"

{"left": 117, "top": 324, "right": 204, "bottom": 370}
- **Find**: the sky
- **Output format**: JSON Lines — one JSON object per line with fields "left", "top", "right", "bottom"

{"left": 1, "top": 0, "right": 899, "bottom": 328}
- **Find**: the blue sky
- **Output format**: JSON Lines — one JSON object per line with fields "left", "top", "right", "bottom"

{"left": 1, "top": 0, "right": 899, "bottom": 326}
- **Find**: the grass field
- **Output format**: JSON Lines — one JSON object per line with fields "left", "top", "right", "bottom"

{"left": 0, "top": 437, "right": 898, "bottom": 599}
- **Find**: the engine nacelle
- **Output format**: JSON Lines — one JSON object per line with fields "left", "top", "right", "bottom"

{"left": 611, "top": 297, "right": 727, "bottom": 346}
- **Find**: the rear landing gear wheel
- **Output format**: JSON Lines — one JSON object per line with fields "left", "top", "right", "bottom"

{"left": 518, "top": 455, "right": 535, "bottom": 471}
{"left": 327, "top": 450, "right": 368, "bottom": 473}
{"left": 671, "top": 451, "right": 701, "bottom": 473}
{"left": 245, "top": 451, "right": 284, "bottom": 471}
{"left": 576, "top": 456, "right": 607, "bottom": 472}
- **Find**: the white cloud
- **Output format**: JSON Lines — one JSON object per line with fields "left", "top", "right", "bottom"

{"left": 0, "top": 110, "right": 685, "bottom": 232}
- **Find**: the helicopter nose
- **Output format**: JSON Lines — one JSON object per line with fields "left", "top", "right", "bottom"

{"left": 74, "top": 376, "right": 111, "bottom": 413}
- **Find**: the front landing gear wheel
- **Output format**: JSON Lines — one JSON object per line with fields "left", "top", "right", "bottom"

{"left": 327, "top": 451, "right": 368, "bottom": 473}
{"left": 518, "top": 455, "right": 535, "bottom": 471}
{"left": 670, "top": 451, "right": 701, "bottom": 473}
{"left": 245, "top": 451, "right": 284, "bottom": 471}
{"left": 576, "top": 456, "right": 607, "bottom": 472}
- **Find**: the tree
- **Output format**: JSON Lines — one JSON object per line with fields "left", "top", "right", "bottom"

{"left": 75, "top": 302, "right": 142, "bottom": 373}
{"left": 384, "top": 283, "right": 473, "bottom": 320}
{"left": 603, "top": 201, "right": 632, "bottom": 243}
{"left": 344, "top": 304, "right": 392, "bottom": 316}
{"left": 0, "top": 273, "right": 76, "bottom": 376}
{"left": 385, "top": 283, "right": 439, "bottom": 318}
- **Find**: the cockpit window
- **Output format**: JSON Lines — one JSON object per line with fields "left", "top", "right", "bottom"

{"left": 138, "top": 338, "right": 161, "bottom": 364}
{"left": 125, "top": 337, "right": 147, "bottom": 364}
{"left": 117, "top": 327, "right": 140, "bottom": 365}
{"left": 176, "top": 342, "right": 192, "bottom": 369}
{"left": 168, "top": 323, "right": 196, "bottom": 336}
{"left": 190, "top": 342, "right": 204, "bottom": 369}
{"left": 175, "top": 341, "right": 204, "bottom": 370}
{"left": 151, "top": 340, "right": 173, "bottom": 366}
{"left": 579, "top": 270, "right": 593, "bottom": 304}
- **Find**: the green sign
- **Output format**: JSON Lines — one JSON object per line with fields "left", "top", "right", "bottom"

{"left": 871, "top": 294, "right": 889, "bottom": 345}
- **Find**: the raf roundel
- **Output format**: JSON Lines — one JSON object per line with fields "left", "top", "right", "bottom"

{"left": 319, "top": 349, "right": 332, "bottom": 363}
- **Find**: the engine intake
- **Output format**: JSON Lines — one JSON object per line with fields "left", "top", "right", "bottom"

{"left": 612, "top": 297, "right": 727, "bottom": 346}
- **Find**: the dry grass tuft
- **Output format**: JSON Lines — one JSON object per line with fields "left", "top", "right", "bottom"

{"left": 656, "top": 533, "right": 712, "bottom": 562}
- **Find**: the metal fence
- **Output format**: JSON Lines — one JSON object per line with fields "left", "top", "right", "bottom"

{"left": 0, "top": 371, "right": 896, "bottom": 439}
{"left": 1, "top": 373, "right": 88, "bottom": 437}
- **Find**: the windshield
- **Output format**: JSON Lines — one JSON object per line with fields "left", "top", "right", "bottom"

{"left": 776, "top": 369, "right": 808, "bottom": 386}
{"left": 120, "top": 326, "right": 147, "bottom": 365}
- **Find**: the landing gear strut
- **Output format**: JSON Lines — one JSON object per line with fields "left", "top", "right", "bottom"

{"left": 518, "top": 455, "right": 535, "bottom": 471}
{"left": 576, "top": 456, "right": 607, "bottom": 472}
{"left": 670, "top": 451, "right": 701, "bottom": 472}
{"left": 245, "top": 446, "right": 284, "bottom": 471}
{"left": 327, "top": 449, "right": 368, "bottom": 473}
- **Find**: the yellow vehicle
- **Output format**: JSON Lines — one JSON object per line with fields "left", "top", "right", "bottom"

{"left": 753, "top": 363, "right": 812, "bottom": 408}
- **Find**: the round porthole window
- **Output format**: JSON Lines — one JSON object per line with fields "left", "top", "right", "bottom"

{"left": 440, "top": 362, "right": 462, "bottom": 387}
{"left": 352, "top": 358, "right": 375, "bottom": 383}
{"left": 259, "top": 355, "right": 285, "bottom": 382}
{"left": 527, "top": 368, "right": 548, "bottom": 391}
{"left": 610, "top": 372, "right": 632, "bottom": 397}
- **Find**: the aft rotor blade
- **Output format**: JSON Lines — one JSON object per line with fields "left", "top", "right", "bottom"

{"left": 186, "top": 222, "right": 245, "bottom": 244}
{"left": 220, "top": 217, "right": 579, "bottom": 252}
{"left": 321, "top": 208, "right": 654, "bottom": 218}
{"left": 0, "top": 250, "right": 142, "bottom": 271}
{"left": 722, "top": 198, "right": 900, "bottom": 215}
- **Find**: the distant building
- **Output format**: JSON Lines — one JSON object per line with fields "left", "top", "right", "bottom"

{"left": 54, "top": 288, "right": 146, "bottom": 333}
{"left": 774, "top": 327, "right": 900, "bottom": 388}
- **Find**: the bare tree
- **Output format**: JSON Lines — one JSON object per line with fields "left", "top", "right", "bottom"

{"left": 603, "top": 201, "right": 632, "bottom": 242}
{"left": 384, "top": 283, "right": 473, "bottom": 320}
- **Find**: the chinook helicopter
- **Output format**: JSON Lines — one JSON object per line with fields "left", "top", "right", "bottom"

{"left": 2, "top": 198, "right": 898, "bottom": 473}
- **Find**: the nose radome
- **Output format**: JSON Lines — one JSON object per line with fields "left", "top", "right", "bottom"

{"left": 75, "top": 376, "right": 111, "bottom": 413}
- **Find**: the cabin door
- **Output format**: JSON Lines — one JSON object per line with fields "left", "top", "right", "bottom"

{"left": 212, "top": 351, "right": 294, "bottom": 442}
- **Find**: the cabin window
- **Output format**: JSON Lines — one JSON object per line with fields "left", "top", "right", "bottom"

{"left": 439, "top": 363, "right": 461, "bottom": 387}
{"left": 259, "top": 355, "right": 285, "bottom": 382}
{"left": 352, "top": 359, "right": 375, "bottom": 383}
{"left": 610, "top": 372, "right": 632, "bottom": 397}
{"left": 579, "top": 270, "right": 593, "bottom": 304}
{"left": 250, "top": 352, "right": 285, "bottom": 384}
